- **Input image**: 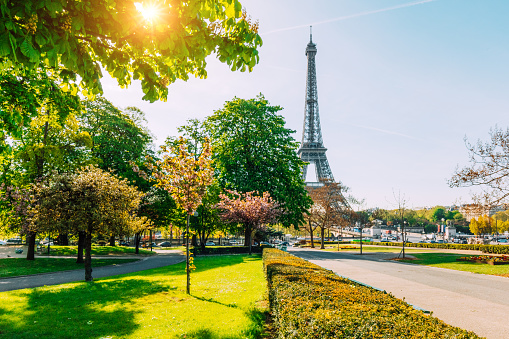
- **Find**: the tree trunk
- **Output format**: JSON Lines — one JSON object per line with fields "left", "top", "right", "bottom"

{"left": 244, "top": 226, "right": 251, "bottom": 247}
{"left": 191, "top": 234, "right": 198, "bottom": 247}
{"left": 84, "top": 230, "right": 93, "bottom": 281}
{"left": 320, "top": 227, "right": 325, "bottom": 249}
{"left": 26, "top": 231, "right": 36, "bottom": 260}
{"left": 76, "top": 231, "right": 85, "bottom": 263}
{"left": 109, "top": 234, "right": 115, "bottom": 246}
{"left": 135, "top": 233, "right": 141, "bottom": 254}
{"left": 309, "top": 219, "right": 315, "bottom": 248}
{"left": 186, "top": 214, "right": 190, "bottom": 295}
{"left": 169, "top": 226, "right": 173, "bottom": 247}
{"left": 57, "top": 233, "right": 69, "bottom": 246}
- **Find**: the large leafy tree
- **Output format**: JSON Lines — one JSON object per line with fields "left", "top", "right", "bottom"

{"left": 0, "top": 0, "right": 262, "bottom": 102}
{"left": 0, "top": 65, "right": 87, "bottom": 259}
{"left": 217, "top": 190, "right": 281, "bottom": 252}
{"left": 34, "top": 166, "right": 146, "bottom": 281}
{"left": 206, "top": 95, "right": 312, "bottom": 228}
{"left": 80, "top": 97, "right": 153, "bottom": 190}
{"left": 306, "top": 180, "right": 352, "bottom": 249}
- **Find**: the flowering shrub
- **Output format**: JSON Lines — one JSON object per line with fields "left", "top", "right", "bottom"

{"left": 362, "top": 241, "right": 509, "bottom": 254}
{"left": 264, "top": 248, "right": 481, "bottom": 338}
{"left": 457, "top": 255, "right": 509, "bottom": 264}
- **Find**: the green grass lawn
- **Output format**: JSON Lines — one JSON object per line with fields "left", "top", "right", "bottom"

{"left": 0, "top": 254, "right": 267, "bottom": 339}
{"left": 400, "top": 252, "right": 509, "bottom": 277}
{"left": 38, "top": 245, "right": 155, "bottom": 256}
{"left": 321, "top": 245, "right": 423, "bottom": 253}
{"left": 157, "top": 245, "right": 187, "bottom": 253}
{"left": 0, "top": 258, "right": 139, "bottom": 278}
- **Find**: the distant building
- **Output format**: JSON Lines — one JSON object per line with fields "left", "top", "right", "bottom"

{"left": 458, "top": 204, "right": 508, "bottom": 221}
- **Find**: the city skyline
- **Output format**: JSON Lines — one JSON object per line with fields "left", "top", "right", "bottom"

{"left": 102, "top": 0, "right": 509, "bottom": 209}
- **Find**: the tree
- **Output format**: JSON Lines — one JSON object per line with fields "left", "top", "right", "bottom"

{"left": 306, "top": 180, "right": 351, "bottom": 250}
{"left": 206, "top": 94, "right": 312, "bottom": 228}
{"left": 167, "top": 119, "right": 227, "bottom": 249}
{"left": 449, "top": 127, "right": 509, "bottom": 204}
{"left": 0, "top": 65, "right": 87, "bottom": 259}
{"left": 217, "top": 190, "right": 281, "bottom": 254}
{"left": 145, "top": 137, "right": 214, "bottom": 294}
{"left": 81, "top": 97, "right": 153, "bottom": 188}
{"left": 33, "top": 166, "right": 145, "bottom": 281}
{"left": 0, "top": 1, "right": 262, "bottom": 102}
{"left": 0, "top": 64, "right": 82, "bottom": 149}
{"left": 428, "top": 206, "right": 447, "bottom": 223}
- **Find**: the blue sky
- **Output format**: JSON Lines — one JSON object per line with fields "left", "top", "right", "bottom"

{"left": 103, "top": 0, "right": 509, "bottom": 209}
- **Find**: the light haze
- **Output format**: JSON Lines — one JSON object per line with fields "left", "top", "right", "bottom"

{"left": 102, "top": 0, "right": 509, "bottom": 209}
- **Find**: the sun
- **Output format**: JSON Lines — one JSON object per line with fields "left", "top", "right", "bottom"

{"left": 134, "top": 2, "right": 160, "bottom": 23}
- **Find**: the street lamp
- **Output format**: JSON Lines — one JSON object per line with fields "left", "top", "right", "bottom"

{"left": 441, "top": 218, "right": 445, "bottom": 242}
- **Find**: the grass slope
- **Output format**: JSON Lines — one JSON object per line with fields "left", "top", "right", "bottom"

{"left": 0, "top": 258, "right": 139, "bottom": 278}
{"left": 0, "top": 254, "right": 267, "bottom": 339}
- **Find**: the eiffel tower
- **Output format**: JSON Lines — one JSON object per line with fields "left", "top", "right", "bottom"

{"left": 298, "top": 27, "right": 351, "bottom": 214}
{"left": 298, "top": 27, "right": 335, "bottom": 186}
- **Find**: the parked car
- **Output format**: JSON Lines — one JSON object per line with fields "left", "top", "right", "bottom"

{"left": 157, "top": 241, "right": 172, "bottom": 247}
{"left": 260, "top": 241, "right": 272, "bottom": 246}
{"left": 6, "top": 238, "right": 22, "bottom": 244}
{"left": 205, "top": 241, "right": 215, "bottom": 246}
{"left": 0, "top": 240, "right": 6, "bottom": 245}
{"left": 380, "top": 237, "right": 390, "bottom": 242}
{"left": 119, "top": 241, "right": 130, "bottom": 246}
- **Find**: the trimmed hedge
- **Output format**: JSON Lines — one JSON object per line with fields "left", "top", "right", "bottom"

{"left": 191, "top": 246, "right": 265, "bottom": 256}
{"left": 263, "top": 248, "right": 481, "bottom": 338}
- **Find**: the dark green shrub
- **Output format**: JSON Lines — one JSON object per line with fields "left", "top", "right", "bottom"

{"left": 263, "top": 248, "right": 480, "bottom": 338}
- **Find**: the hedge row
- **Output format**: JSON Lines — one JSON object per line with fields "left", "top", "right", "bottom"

{"left": 363, "top": 241, "right": 509, "bottom": 254}
{"left": 191, "top": 246, "right": 265, "bottom": 255}
{"left": 263, "top": 248, "right": 480, "bottom": 338}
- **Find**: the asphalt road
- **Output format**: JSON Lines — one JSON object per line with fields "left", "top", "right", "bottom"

{"left": 0, "top": 251, "right": 185, "bottom": 292}
{"left": 289, "top": 247, "right": 509, "bottom": 339}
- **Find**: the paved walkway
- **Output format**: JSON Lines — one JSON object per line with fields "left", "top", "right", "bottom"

{"left": 0, "top": 249, "right": 185, "bottom": 292}
{"left": 290, "top": 247, "right": 509, "bottom": 339}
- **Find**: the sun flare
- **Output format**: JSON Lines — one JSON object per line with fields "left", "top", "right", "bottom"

{"left": 134, "top": 2, "right": 160, "bottom": 22}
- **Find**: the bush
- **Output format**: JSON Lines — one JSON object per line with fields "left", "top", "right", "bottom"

{"left": 191, "top": 246, "right": 266, "bottom": 256}
{"left": 263, "top": 248, "right": 480, "bottom": 338}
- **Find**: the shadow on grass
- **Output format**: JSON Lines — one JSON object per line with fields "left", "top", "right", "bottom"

{"left": 192, "top": 295, "right": 239, "bottom": 308}
{"left": 0, "top": 278, "right": 169, "bottom": 339}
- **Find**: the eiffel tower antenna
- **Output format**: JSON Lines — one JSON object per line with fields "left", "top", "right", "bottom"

{"left": 298, "top": 27, "right": 334, "bottom": 184}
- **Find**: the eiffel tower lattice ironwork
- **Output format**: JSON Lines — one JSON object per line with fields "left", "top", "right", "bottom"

{"left": 298, "top": 28, "right": 335, "bottom": 184}
{"left": 298, "top": 27, "right": 351, "bottom": 214}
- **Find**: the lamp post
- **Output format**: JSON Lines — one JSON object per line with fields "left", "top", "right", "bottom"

{"left": 441, "top": 218, "right": 445, "bottom": 242}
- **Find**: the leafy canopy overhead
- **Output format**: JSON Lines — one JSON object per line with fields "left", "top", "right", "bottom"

{"left": 0, "top": 0, "right": 262, "bottom": 102}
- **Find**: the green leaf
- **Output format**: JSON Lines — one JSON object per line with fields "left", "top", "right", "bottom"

{"left": 45, "top": 0, "right": 63, "bottom": 12}
{"left": 34, "top": 33, "right": 47, "bottom": 46}
{"left": 225, "top": 3, "right": 235, "bottom": 18}
{"left": 0, "top": 34, "right": 11, "bottom": 56}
